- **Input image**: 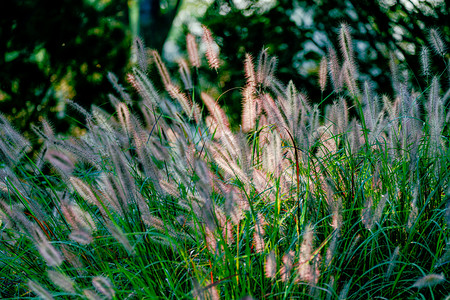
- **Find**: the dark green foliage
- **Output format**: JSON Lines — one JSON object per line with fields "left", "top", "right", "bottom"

{"left": 201, "top": 0, "right": 449, "bottom": 120}
{"left": 0, "top": 0, "right": 131, "bottom": 134}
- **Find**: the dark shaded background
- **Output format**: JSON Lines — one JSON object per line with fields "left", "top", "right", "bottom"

{"left": 1, "top": 0, "right": 448, "bottom": 135}
{"left": 199, "top": 0, "right": 449, "bottom": 123}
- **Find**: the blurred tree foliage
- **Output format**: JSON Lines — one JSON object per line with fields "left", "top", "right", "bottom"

{"left": 0, "top": 0, "right": 131, "bottom": 134}
{"left": 199, "top": 0, "right": 449, "bottom": 122}
{"left": 2, "top": 0, "right": 448, "bottom": 136}
{"left": 136, "top": 0, "right": 182, "bottom": 51}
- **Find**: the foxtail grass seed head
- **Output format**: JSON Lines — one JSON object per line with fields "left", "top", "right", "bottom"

{"left": 204, "top": 224, "right": 218, "bottom": 253}
{"left": 325, "top": 276, "right": 336, "bottom": 300}
{"left": 328, "top": 47, "right": 342, "bottom": 92}
{"left": 186, "top": 33, "right": 200, "bottom": 68}
{"left": 361, "top": 195, "right": 374, "bottom": 230}
{"left": 45, "top": 149, "right": 75, "bottom": 175}
{"left": 265, "top": 250, "right": 277, "bottom": 279}
{"left": 37, "top": 240, "right": 64, "bottom": 267}
{"left": 69, "top": 177, "right": 97, "bottom": 205}
{"left": 133, "top": 36, "right": 148, "bottom": 72}
{"left": 428, "top": 76, "right": 443, "bottom": 133}
{"left": 242, "top": 86, "right": 257, "bottom": 132}
{"left": 106, "top": 72, "right": 132, "bottom": 105}
{"left": 28, "top": 280, "right": 55, "bottom": 300}
{"left": 339, "top": 23, "right": 354, "bottom": 63}
{"left": 201, "top": 92, "right": 230, "bottom": 130}
{"left": 224, "top": 190, "right": 245, "bottom": 225}
{"left": 280, "top": 250, "right": 295, "bottom": 282}
{"left": 338, "top": 281, "right": 351, "bottom": 300}
{"left": 146, "top": 214, "right": 165, "bottom": 231}
{"left": 385, "top": 246, "right": 400, "bottom": 281}
{"left": 83, "top": 289, "right": 103, "bottom": 300}
{"left": 298, "top": 225, "right": 319, "bottom": 284}
{"left": 333, "top": 97, "right": 348, "bottom": 136}
{"left": 178, "top": 59, "right": 193, "bottom": 90}
{"left": 106, "top": 222, "right": 135, "bottom": 255}
{"left": 319, "top": 56, "right": 328, "bottom": 92}
{"left": 389, "top": 52, "right": 400, "bottom": 95}
{"left": 256, "top": 48, "right": 279, "bottom": 89}
{"left": 47, "top": 270, "right": 76, "bottom": 293}
{"left": 152, "top": 50, "right": 172, "bottom": 89}
{"left": 202, "top": 25, "right": 220, "bottom": 70}
{"left": 372, "top": 193, "right": 388, "bottom": 227}
{"left": 429, "top": 28, "right": 447, "bottom": 56}
{"left": 244, "top": 53, "right": 257, "bottom": 88}
{"left": 192, "top": 279, "right": 220, "bottom": 300}
{"left": 0, "top": 200, "right": 32, "bottom": 232}
{"left": 437, "top": 244, "right": 450, "bottom": 268}
{"left": 167, "top": 83, "right": 194, "bottom": 119}
{"left": 219, "top": 217, "right": 234, "bottom": 246}
{"left": 420, "top": 45, "right": 430, "bottom": 77}
{"left": 61, "top": 199, "right": 96, "bottom": 233}
{"left": 0, "top": 113, "right": 31, "bottom": 162}
{"left": 257, "top": 49, "right": 268, "bottom": 84}
{"left": 69, "top": 229, "right": 93, "bottom": 245}
{"left": 61, "top": 245, "right": 85, "bottom": 274}
{"left": 92, "top": 276, "right": 115, "bottom": 300}
{"left": 65, "top": 98, "right": 92, "bottom": 121}
{"left": 407, "top": 185, "right": 419, "bottom": 230}
{"left": 325, "top": 231, "right": 338, "bottom": 267}
{"left": 116, "top": 102, "right": 133, "bottom": 136}
{"left": 205, "top": 283, "right": 220, "bottom": 300}
{"left": 285, "top": 80, "right": 300, "bottom": 129}
{"left": 412, "top": 273, "right": 445, "bottom": 289}
{"left": 253, "top": 213, "right": 266, "bottom": 253}
{"left": 191, "top": 279, "right": 201, "bottom": 300}
{"left": 301, "top": 224, "right": 314, "bottom": 259}
{"left": 130, "top": 67, "right": 160, "bottom": 106}
{"left": 341, "top": 60, "right": 358, "bottom": 97}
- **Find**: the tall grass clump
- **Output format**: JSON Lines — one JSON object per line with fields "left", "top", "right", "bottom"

{"left": 1, "top": 24, "right": 450, "bottom": 299}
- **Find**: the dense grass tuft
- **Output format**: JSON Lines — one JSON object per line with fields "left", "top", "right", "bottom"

{"left": 1, "top": 25, "right": 449, "bottom": 299}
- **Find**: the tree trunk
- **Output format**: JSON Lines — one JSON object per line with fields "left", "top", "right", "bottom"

{"left": 130, "top": 0, "right": 182, "bottom": 53}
